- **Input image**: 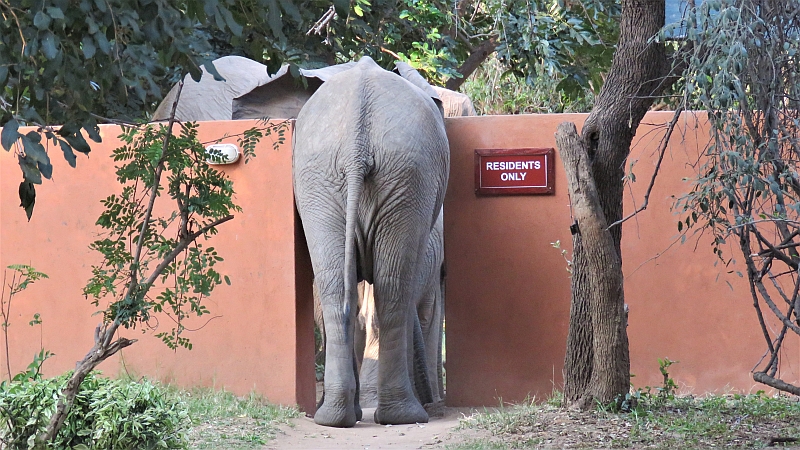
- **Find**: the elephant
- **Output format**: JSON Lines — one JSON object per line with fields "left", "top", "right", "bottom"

{"left": 152, "top": 54, "right": 467, "bottom": 423}
{"left": 293, "top": 56, "right": 449, "bottom": 427}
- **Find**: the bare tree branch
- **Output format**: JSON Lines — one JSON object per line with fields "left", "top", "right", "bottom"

{"left": 606, "top": 106, "right": 684, "bottom": 230}
{"left": 445, "top": 37, "right": 498, "bottom": 91}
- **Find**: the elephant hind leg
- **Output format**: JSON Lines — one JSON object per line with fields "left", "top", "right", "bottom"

{"left": 313, "top": 267, "right": 360, "bottom": 428}
{"left": 412, "top": 312, "right": 434, "bottom": 406}
{"left": 358, "top": 283, "right": 380, "bottom": 408}
{"left": 372, "top": 275, "right": 428, "bottom": 425}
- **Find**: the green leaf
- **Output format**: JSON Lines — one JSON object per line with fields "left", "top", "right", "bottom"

{"left": 332, "top": 0, "right": 349, "bottom": 17}
{"left": 45, "top": 6, "right": 65, "bottom": 20}
{"left": 18, "top": 155, "right": 42, "bottom": 184}
{"left": 41, "top": 32, "right": 59, "bottom": 60}
{"left": 203, "top": 60, "right": 225, "bottom": 82}
{"left": 33, "top": 11, "right": 51, "bottom": 30}
{"left": 20, "top": 133, "right": 50, "bottom": 165}
{"left": 18, "top": 182, "right": 35, "bottom": 221}
{"left": 218, "top": 6, "right": 243, "bottom": 36}
{"left": 2, "top": 119, "right": 19, "bottom": 151}
{"left": 82, "top": 36, "right": 96, "bottom": 59}
{"left": 224, "top": 275, "right": 231, "bottom": 285}
{"left": 64, "top": 132, "right": 92, "bottom": 154}
{"left": 86, "top": 16, "right": 99, "bottom": 34}
{"left": 59, "top": 140, "right": 77, "bottom": 167}
{"left": 95, "top": 31, "right": 111, "bottom": 55}
{"left": 265, "top": 0, "right": 285, "bottom": 38}
{"left": 0, "top": 65, "right": 7, "bottom": 84}
{"left": 278, "top": 0, "right": 302, "bottom": 23}
{"left": 38, "top": 161, "right": 53, "bottom": 179}
{"left": 83, "top": 123, "right": 101, "bottom": 142}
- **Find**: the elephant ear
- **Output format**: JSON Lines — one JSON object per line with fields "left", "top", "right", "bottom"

{"left": 393, "top": 62, "right": 444, "bottom": 117}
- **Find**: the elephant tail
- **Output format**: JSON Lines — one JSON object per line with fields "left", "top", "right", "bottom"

{"left": 342, "top": 168, "right": 363, "bottom": 336}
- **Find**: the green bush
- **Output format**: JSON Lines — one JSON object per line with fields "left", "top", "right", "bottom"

{"left": 461, "top": 55, "right": 596, "bottom": 115}
{"left": 0, "top": 372, "right": 189, "bottom": 449}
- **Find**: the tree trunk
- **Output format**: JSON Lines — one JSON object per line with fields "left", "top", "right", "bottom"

{"left": 559, "top": 0, "right": 669, "bottom": 408}
{"left": 445, "top": 38, "right": 498, "bottom": 91}
{"left": 558, "top": 123, "right": 628, "bottom": 408}
{"left": 39, "top": 323, "right": 135, "bottom": 444}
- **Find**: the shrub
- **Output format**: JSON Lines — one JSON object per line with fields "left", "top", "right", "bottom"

{"left": 461, "top": 55, "right": 596, "bottom": 115}
{"left": 0, "top": 372, "right": 188, "bottom": 449}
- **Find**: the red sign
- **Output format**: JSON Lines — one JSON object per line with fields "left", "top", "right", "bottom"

{"left": 474, "top": 148, "right": 555, "bottom": 195}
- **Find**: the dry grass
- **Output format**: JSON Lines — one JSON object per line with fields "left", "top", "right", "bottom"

{"left": 450, "top": 392, "right": 800, "bottom": 449}
{"left": 177, "top": 387, "right": 300, "bottom": 449}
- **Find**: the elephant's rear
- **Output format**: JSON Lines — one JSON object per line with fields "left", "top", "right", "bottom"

{"left": 294, "top": 58, "right": 448, "bottom": 190}
{"left": 294, "top": 57, "right": 449, "bottom": 274}
{"left": 293, "top": 56, "right": 449, "bottom": 428}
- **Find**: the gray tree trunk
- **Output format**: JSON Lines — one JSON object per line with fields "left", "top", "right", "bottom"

{"left": 558, "top": 0, "right": 669, "bottom": 408}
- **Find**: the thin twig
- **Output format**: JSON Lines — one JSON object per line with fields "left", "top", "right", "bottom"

{"left": 307, "top": 5, "right": 336, "bottom": 36}
{"left": 751, "top": 227, "right": 798, "bottom": 269}
{"left": 143, "top": 215, "right": 234, "bottom": 288}
{"left": 127, "top": 80, "right": 184, "bottom": 294}
{"left": 607, "top": 106, "right": 685, "bottom": 230}
{"left": 729, "top": 218, "right": 800, "bottom": 230}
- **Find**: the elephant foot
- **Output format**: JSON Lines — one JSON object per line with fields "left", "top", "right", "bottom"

{"left": 314, "top": 389, "right": 359, "bottom": 427}
{"left": 424, "top": 400, "right": 446, "bottom": 418}
{"left": 314, "top": 402, "right": 358, "bottom": 428}
{"left": 374, "top": 398, "right": 429, "bottom": 425}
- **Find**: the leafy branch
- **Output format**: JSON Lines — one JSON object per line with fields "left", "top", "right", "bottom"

{"left": 673, "top": 0, "right": 800, "bottom": 396}
{"left": 35, "top": 83, "right": 279, "bottom": 444}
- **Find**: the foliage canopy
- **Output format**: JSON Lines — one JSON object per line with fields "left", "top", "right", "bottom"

{"left": 1, "top": 0, "right": 620, "bottom": 218}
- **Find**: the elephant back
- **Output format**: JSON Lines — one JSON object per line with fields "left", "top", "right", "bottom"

{"left": 295, "top": 56, "right": 448, "bottom": 166}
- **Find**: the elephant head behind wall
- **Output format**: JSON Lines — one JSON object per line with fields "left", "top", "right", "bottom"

{"left": 293, "top": 56, "right": 449, "bottom": 427}
{"left": 152, "top": 55, "right": 476, "bottom": 122}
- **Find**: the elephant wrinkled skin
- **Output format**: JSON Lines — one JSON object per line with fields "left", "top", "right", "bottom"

{"left": 294, "top": 57, "right": 449, "bottom": 427}
{"left": 356, "top": 210, "right": 445, "bottom": 411}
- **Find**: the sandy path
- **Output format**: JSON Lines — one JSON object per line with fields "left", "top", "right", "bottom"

{"left": 266, "top": 407, "right": 485, "bottom": 450}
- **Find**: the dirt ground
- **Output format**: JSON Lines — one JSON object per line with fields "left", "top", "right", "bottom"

{"left": 265, "top": 407, "right": 486, "bottom": 450}
{"left": 262, "top": 402, "right": 800, "bottom": 449}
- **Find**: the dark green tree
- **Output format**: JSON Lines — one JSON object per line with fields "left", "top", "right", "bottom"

{"left": 0, "top": 0, "right": 303, "bottom": 218}
{"left": 2, "top": 0, "right": 623, "bottom": 220}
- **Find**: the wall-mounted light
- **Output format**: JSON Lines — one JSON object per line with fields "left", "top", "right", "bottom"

{"left": 205, "top": 143, "right": 240, "bottom": 165}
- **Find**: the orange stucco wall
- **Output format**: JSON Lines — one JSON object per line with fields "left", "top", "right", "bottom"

{"left": 0, "top": 112, "right": 794, "bottom": 410}
{"left": 0, "top": 121, "right": 316, "bottom": 413}
{"left": 444, "top": 111, "right": 799, "bottom": 406}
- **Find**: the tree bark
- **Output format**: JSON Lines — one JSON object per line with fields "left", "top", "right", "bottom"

{"left": 40, "top": 322, "right": 135, "bottom": 443}
{"left": 560, "top": 0, "right": 669, "bottom": 407}
{"left": 445, "top": 37, "right": 498, "bottom": 91}
{"left": 558, "top": 123, "right": 628, "bottom": 408}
